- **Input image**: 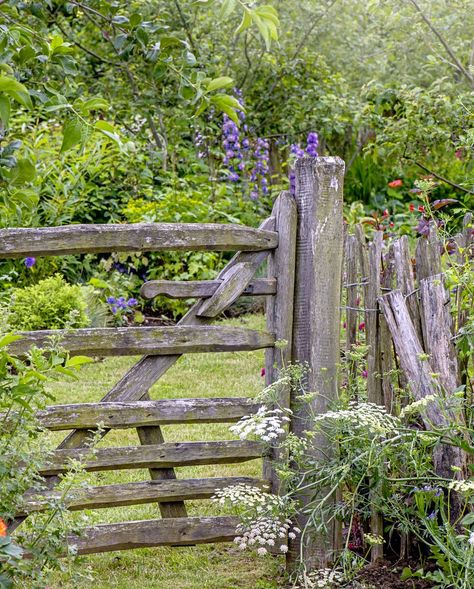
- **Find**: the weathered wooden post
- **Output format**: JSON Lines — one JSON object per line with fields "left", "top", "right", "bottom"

{"left": 289, "top": 157, "right": 345, "bottom": 569}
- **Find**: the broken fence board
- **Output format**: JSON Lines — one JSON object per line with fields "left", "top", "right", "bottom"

{"left": 140, "top": 278, "right": 276, "bottom": 300}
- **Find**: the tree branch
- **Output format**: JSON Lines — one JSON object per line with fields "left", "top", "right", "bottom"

{"left": 404, "top": 157, "right": 474, "bottom": 195}
{"left": 407, "top": 0, "right": 474, "bottom": 87}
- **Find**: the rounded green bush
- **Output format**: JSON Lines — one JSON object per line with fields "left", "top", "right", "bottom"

{"left": 8, "top": 275, "right": 90, "bottom": 331}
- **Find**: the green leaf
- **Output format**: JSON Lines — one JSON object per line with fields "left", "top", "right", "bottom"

{"left": 7, "top": 158, "right": 36, "bottom": 185}
{"left": 0, "top": 334, "right": 22, "bottom": 349}
{"left": 94, "top": 120, "right": 121, "bottom": 146}
{"left": 219, "top": 0, "right": 236, "bottom": 19}
{"left": 0, "top": 76, "right": 32, "bottom": 109}
{"left": 235, "top": 9, "right": 252, "bottom": 35}
{"left": 206, "top": 76, "right": 233, "bottom": 92}
{"left": 65, "top": 356, "right": 93, "bottom": 368}
{"left": 0, "top": 95, "right": 10, "bottom": 126}
{"left": 60, "top": 117, "right": 85, "bottom": 153}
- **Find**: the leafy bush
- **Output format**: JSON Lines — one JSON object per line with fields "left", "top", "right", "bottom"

{"left": 0, "top": 333, "right": 94, "bottom": 588}
{"left": 7, "top": 275, "right": 90, "bottom": 331}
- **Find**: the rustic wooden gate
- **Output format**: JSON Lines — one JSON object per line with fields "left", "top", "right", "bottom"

{"left": 2, "top": 157, "right": 346, "bottom": 566}
{"left": 1, "top": 191, "right": 299, "bottom": 555}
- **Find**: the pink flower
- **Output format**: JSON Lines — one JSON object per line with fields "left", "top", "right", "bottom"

{"left": 260, "top": 367, "right": 266, "bottom": 377}
{"left": 343, "top": 321, "right": 347, "bottom": 329}
{"left": 361, "top": 370, "right": 368, "bottom": 378}
{"left": 388, "top": 179, "right": 403, "bottom": 188}
{"left": 358, "top": 322, "right": 365, "bottom": 331}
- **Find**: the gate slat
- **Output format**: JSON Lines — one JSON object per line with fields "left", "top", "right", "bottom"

{"left": 40, "top": 440, "right": 264, "bottom": 475}
{"left": 18, "top": 398, "right": 259, "bottom": 431}
{"left": 140, "top": 278, "right": 276, "bottom": 299}
{"left": 21, "top": 476, "right": 269, "bottom": 513}
{"left": 0, "top": 223, "right": 278, "bottom": 258}
{"left": 10, "top": 325, "right": 275, "bottom": 357}
{"left": 68, "top": 516, "right": 240, "bottom": 555}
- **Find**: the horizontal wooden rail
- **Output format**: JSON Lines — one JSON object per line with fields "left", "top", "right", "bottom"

{"left": 40, "top": 440, "right": 264, "bottom": 475}
{"left": 140, "top": 278, "right": 276, "bottom": 299}
{"left": 10, "top": 326, "right": 275, "bottom": 357}
{"left": 19, "top": 398, "right": 259, "bottom": 430}
{"left": 68, "top": 516, "right": 239, "bottom": 554}
{"left": 0, "top": 223, "right": 278, "bottom": 258}
{"left": 21, "top": 476, "right": 269, "bottom": 513}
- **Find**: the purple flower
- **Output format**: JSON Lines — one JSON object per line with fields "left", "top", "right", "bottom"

{"left": 127, "top": 298, "right": 138, "bottom": 307}
{"left": 106, "top": 296, "right": 116, "bottom": 304}
{"left": 24, "top": 257, "right": 36, "bottom": 268}
{"left": 111, "top": 305, "right": 118, "bottom": 314}
{"left": 361, "top": 370, "right": 368, "bottom": 378}
{"left": 427, "top": 511, "right": 437, "bottom": 520}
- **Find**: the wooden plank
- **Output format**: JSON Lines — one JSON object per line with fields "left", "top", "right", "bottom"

{"left": 140, "top": 278, "right": 276, "bottom": 300}
{"left": 290, "top": 157, "right": 345, "bottom": 568}
{"left": 0, "top": 223, "right": 278, "bottom": 258}
{"left": 21, "top": 477, "right": 269, "bottom": 513}
{"left": 415, "top": 228, "right": 442, "bottom": 281}
{"left": 39, "top": 440, "right": 264, "bottom": 475}
{"left": 365, "top": 231, "right": 383, "bottom": 406}
{"left": 9, "top": 325, "right": 275, "bottom": 357}
{"left": 23, "top": 398, "right": 259, "bottom": 431}
{"left": 344, "top": 234, "right": 359, "bottom": 367}
{"left": 68, "top": 516, "right": 240, "bottom": 555}
{"left": 391, "top": 236, "right": 423, "bottom": 344}
{"left": 197, "top": 262, "right": 259, "bottom": 317}
{"left": 264, "top": 191, "right": 297, "bottom": 496}
{"left": 419, "top": 274, "right": 460, "bottom": 394}
{"left": 380, "top": 247, "right": 394, "bottom": 413}
{"left": 379, "top": 290, "right": 467, "bottom": 481}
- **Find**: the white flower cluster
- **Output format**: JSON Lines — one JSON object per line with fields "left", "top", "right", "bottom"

{"left": 400, "top": 395, "right": 437, "bottom": 419}
{"left": 313, "top": 402, "right": 399, "bottom": 435}
{"left": 294, "top": 568, "right": 344, "bottom": 589}
{"left": 448, "top": 479, "right": 474, "bottom": 494}
{"left": 230, "top": 405, "right": 291, "bottom": 442}
{"left": 212, "top": 484, "right": 285, "bottom": 514}
{"left": 233, "top": 517, "right": 300, "bottom": 555}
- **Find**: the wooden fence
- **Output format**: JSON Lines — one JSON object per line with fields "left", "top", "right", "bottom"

{"left": 342, "top": 213, "right": 473, "bottom": 561}
{"left": 1, "top": 157, "right": 470, "bottom": 570}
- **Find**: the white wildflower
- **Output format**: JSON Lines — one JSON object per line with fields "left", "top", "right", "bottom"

{"left": 280, "top": 544, "right": 288, "bottom": 553}
{"left": 469, "top": 531, "right": 474, "bottom": 547}
{"left": 230, "top": 405, "right": 291, "bottom": 442}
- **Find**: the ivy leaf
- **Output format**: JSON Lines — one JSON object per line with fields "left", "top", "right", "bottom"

{"left": 60, "top": 117, "right": 85, "bottom": 153}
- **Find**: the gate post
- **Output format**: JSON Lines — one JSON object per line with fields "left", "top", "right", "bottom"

{"left": 288, "top": 157, "right": 345, "bottom": 570}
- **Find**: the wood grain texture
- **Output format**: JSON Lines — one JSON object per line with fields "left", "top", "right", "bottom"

{"left": 419, "top": 274, "right": 460, "bottom": 394}
{"left": 140, "top": 278, "right": 276, "bottom": 300}
{"left": 290, "top": 157, "right": 345, "bottom": 568}
{"left": 68, "top": 516, "right": 240, "bottom": 554}
{"left": 0, "top": 223, "right": 278, "bottom": 258}
{"left": 415, "top": 228, "right": 442, "bottom": 281}
{"left": 391, "top": 236, "right": 423, "bottom": 344}
{"left": 9, "top": 325, "right": 275, "bottom": 357}
{"left": 379, "top": 290, "right": 467, "bottom": 481}
{"left": 40, "top": 440, "right": 264, "bottom": 475}
{"left": 197, "top": 262, "right": 259, "bottom": 317}
{"left": 264, "top": 192, "right": 297, "bottom": 496}
{"left": 21, "top": 477, "right": 269, "bottom": 513}
{"left": 344, "top": 234, "right": 359, "bottom": 365}
{"left": 22, "top": 398, "right": 259, "bottom": 431}
{"left": 365, "top": 231, "right": 383, "bottom": 406}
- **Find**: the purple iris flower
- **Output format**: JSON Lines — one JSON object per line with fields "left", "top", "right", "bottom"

{"left": 127, "top": 298, "right": 138, "bottom": 306}
{"left": 24, "top": 257, "right": 36, "bottom": 268}
{"left": 106, "top": 296, "right": 116, "bottom": 304}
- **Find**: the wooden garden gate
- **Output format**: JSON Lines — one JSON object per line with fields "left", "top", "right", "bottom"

{"left": 1, "top": 158, "right": 345, "bottom": 563}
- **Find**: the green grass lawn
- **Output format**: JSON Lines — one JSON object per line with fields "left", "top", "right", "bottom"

{"left": 47, "top": 314, "right": 285, "bottom": 588}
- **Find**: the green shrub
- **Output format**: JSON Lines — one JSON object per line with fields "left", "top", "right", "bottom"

{"left": 7, "top": 275, "right": 90, "bottom": 331}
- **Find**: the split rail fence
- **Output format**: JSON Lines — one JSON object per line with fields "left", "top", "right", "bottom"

{"left": 1, "top": 157, "right": 471, "bottom": 570}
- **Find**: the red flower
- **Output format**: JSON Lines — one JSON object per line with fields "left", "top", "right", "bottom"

{"left": 418, "top": 205, "right": 425, "bottom": 213}
{"left": 0, "top": 518, "right": 7, "bottom": 537}
{"left": 383, "top": 209, "right": 389, "bottom": 217}
{"left": 389, "top": 222, "right": 394, "bottom": 228}
{"left": 358, "top": 322, "right": 365, "bottom": 331}
{"left": 260, "top": 367, "right": 266, "bottom": 377}
{"left": 409, "top": 204, "right": 415, "bottom": 212}
{"left": 343, "top": 321, "right": 347, "bottom": 329}
{"left": 388, "top": 179, "right": 403, "bottom": 188}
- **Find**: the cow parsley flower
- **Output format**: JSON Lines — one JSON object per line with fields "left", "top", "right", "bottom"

{"left": 230, "top": 405, "right": 291, "bottom": 442}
